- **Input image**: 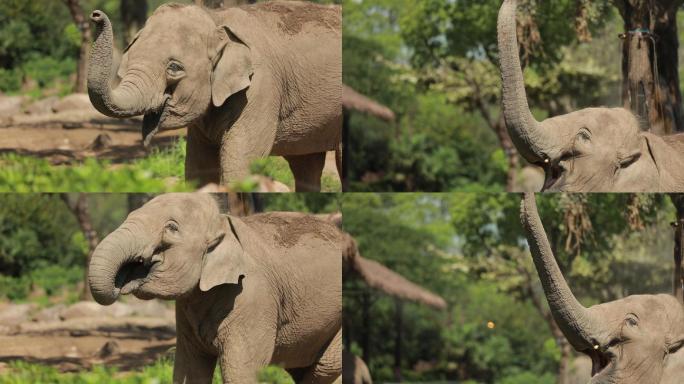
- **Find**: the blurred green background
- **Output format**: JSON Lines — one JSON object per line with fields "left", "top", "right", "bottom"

{"left": 342, "top": 193, "right": 677, "bottom": 383}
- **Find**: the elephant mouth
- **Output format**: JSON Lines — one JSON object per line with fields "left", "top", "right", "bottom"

{"left": 114, "top": 254, "right": 163, "bottom": 295}
{"left": 588, "top": 347, "right": 614, "bottom": 380}
{"left": 141, "top": 95, "right": 171, "bottom": 148}
{"left": 542, "top": 162, "right": 565, "bottom": 191}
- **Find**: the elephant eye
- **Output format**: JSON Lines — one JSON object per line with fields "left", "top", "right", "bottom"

{"left": 165, "top": 221, "right": 179, "bottom": 233}
{"left": 166, "top": 62, "right": 185, "bottom": 77}
{"left": 625, "top": 316, "right": 638, "bottom": 327}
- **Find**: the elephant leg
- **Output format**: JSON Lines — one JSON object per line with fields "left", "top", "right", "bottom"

{"left": 173, "top": 316, "right": 217, "bottom": 384}
{"left": 185, "top": 127, "right": 220, "bottom": 187}
{"left": 285, "top": 152, "right": 327, "bottom": 192}
{"left": 296, "top": 328, "right": 342, "bottom": 384}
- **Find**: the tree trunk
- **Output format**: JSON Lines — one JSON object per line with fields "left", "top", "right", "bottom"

{"left": 670, "top": 194, "right": 684, "bottom": 302}
{"left": 63, "top": 0, "right": 91, "bottom": 93}
{"left": 227, "top": 193, "right": 255, "bottom": 216}
{"left": 127, "top": 194, "right": 153, "bottom": 213}
{"left": 60, "top": 194, "right": 99, "bottom": 301}
{"left": 121, "top": 0, "right": 148, "bottom": 47}
{"left": 615, "top": 0, "right": 684, "bottom": 134}
{"left": 361, "top": 291, "right": 371, "bottom": 365}
{"left": 393, "top": 298, "right": 403, "bottom": 382}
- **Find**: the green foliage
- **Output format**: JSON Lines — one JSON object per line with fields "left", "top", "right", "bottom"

{"left": 342, "top": 193, "right": 678, "bottom": 381}
{"left": 250, "top": 156, "right": 341, "bottom": 192}
{"left": 257, "top": 366, "right": 295, "bottom": 384}
{"left": 261, "top": 193, "right": 341, "bottom": 213}
{"left": 0, "top": 139, "right": 193, "bottom": 192}
{"left": 0, "top": 360, "right": 293, "bottom": 383}
{"left": 0, "top": 266, "right": 82, "bottom": 302}
{"left": 343, "top": 0, "right": 622, "bottom": 191}
{"left": 250, "top": 157, "right": 295, "bottom": 188}
{"left": 0, "top": 195, "right": 86, "bottom": 277}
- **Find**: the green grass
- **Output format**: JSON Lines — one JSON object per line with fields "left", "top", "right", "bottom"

{"left": 250, "top": 157, "right": 341, "bottom": 192}
{"left": 0, "top": 360, "right": 295, "bottom": 384}
{"left": 0, "top": 139, "right": 193, "bottom": 192}
{"left": 0, "top": 138, "right": 340, "bottom": 192}
{"left": 0, "top": 266, "right": 83, "bottom": 304}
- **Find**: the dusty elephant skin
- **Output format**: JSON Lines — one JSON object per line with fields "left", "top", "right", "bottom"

{"left": 498, "top": 0, "right": 684, "bottom": 192}
{"left": 521, "top": 193, "right": 684, "bottom": 384}
{"left": 87, "top": 2, "right": 342, "bottom": 192}
{"left": 87, "top": 193, "right": 342, "bottom": 383}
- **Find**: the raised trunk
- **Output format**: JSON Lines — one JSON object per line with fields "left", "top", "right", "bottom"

{"left": 520, "top": 194, "right": 602, "bottom": 351}
{"left": 88, "top": 226, "right": 144, "bottom": 305}
{"left": 87, "top": 10, "right": 146, "bottom": 118}
{"left": 497, "top": 0, "right": 548, "bottom": 163}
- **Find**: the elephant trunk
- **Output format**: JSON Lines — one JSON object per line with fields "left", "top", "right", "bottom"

{"left": 87, "top": 10, "right": 146, "bottom": 118}
{"left": 497, "top": 0, "right": 551, "bottom": 163}
{"left": 88, "top": 225, "right": 145, "bottom": 305}
{"left": 520, "top": 194, "right": 605, "bottom": 351}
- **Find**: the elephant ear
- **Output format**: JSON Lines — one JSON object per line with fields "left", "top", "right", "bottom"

{"left": 210, "top": 26, "right": 253, "bottom": 108}
{"left": 199, "top": 215, "right": 248, "bottom": 292}
{"left": 117, "top": 30, "right": 142, "bottom": 80}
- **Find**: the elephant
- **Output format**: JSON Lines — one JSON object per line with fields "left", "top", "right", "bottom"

{"left": 342, "top": 350, "right": 372, "bottom": 384}
{"left": 520, "top": 193, "right": 684, "bottom": 383}
{"left": 498, "top": 0, "right": 684, "bottom": 192}
{"left": 87, "top": 2, "right": 342, "bottom": 192}
{"left": 87, "top": 193, "right": 342, "bottom": 383}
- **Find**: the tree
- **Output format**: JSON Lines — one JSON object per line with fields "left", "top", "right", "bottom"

{"left": 614, "top": 0, "right": 684, "bottom": 134}
{"left": 120, "top": 0, "right": 148, "bottom": 47}
{"left": 62, "top": 0, "right": 90, "bottom": 93}
{"left": 61, "top": 193, "right": 99, "bottom": 300}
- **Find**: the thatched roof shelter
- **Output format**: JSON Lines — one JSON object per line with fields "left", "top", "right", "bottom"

{"left": 343, "top": 235, "right": 447, "bottom": 310}
{"left": 342, "top": 85, "right": 396, "bottom": 122}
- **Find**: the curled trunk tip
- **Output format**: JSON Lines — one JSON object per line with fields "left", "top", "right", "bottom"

{"left": 87, "top": 9, "right": 144, "bottom": 118}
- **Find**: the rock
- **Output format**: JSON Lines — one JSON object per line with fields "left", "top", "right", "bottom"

{"left": 52, "top": 93, "right": 96, "bottom": 114}
{"left": 23, "top": 96, "right": 58, "bottom": 115}
{"left": 103, "top": 302, "right": 133, "bottom": 318}
{"left": 257, "top": 177, "right": 290, "bottom": 193}
{"left": 96, "top": 340, "right": 120, "bottom": 358}
{"left": 0, "top": 95, "right": 25, "bottom": 118}
{"left": 60, "top": 301, "right": 103, "bottom": 320}
{"left": 127, "top": 299, "right": 174, "bottom": 319}
{"left": 32, "top": 304, "right": 66, "bottom": 322}
{"left": 88, "top": 133, "right": 112, "bottom": 151}
{"left": 197, "top": 183, "right": 229, "bottom": 193}
{"left": 65, "top": 345, "right": 80, "bottom": 358}
{"left": 0, "top": 303, "right": 36, "bottom": 326}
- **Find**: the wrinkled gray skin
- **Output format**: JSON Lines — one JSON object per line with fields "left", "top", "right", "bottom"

{"left": 87, "top": 2, "right": 342, "bottom": 192}
{"left": 498, "top": 0, "right": 684, "bottom": 192}
{"left": 88, "top": 194, "right": 342, "bottom": 383}
{"left": 521, "top": 193, "right": 684, "bottom": 383}
{"left": 342, "top": 350, "right": 372, "bottom": 384}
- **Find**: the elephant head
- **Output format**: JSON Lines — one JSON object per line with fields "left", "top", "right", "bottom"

{"left": 87, "top": 4, "right": 253, "bottom": 146}
{"left": 498, "top": 0, "right": 664, "bottom": 192}
{"left": 88, "top": 193, "right": 249, "bottom": 305}
{"left": 521, "top": 193, "right": 684, "bottom": 383}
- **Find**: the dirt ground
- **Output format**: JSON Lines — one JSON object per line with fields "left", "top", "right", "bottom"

{"left": 0, "top": 300, "right": 176, "bottom": 374}
{"left": 0, "top": 113, "right": 339, "bottom": 178}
